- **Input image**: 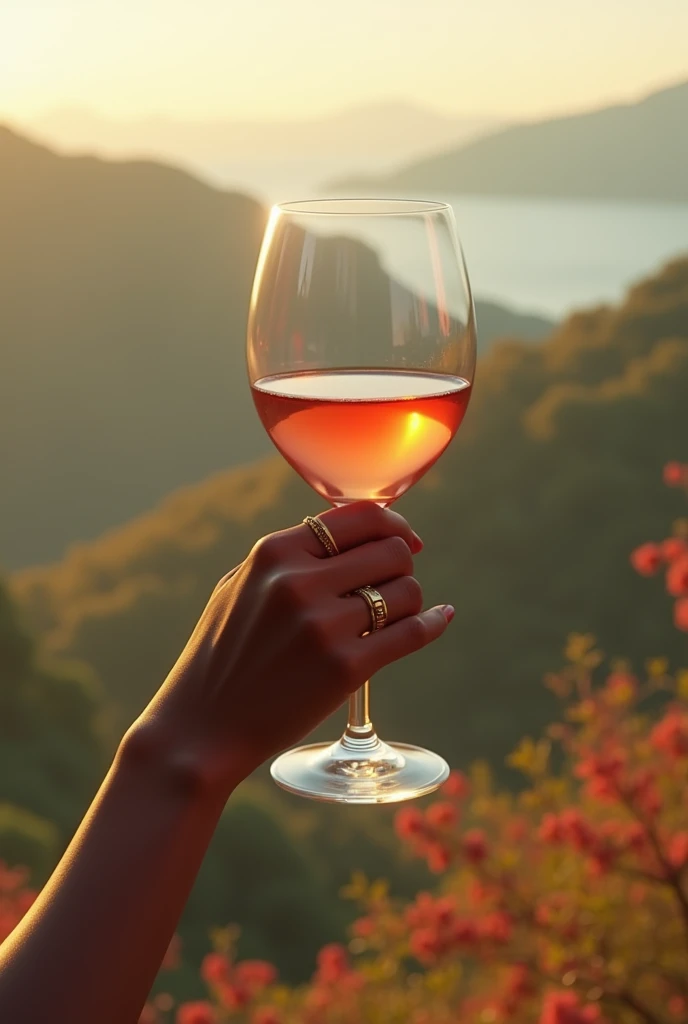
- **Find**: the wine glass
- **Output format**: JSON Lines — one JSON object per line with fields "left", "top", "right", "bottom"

{"left": 247, "top": 199, "right": 476, "bottom": 804}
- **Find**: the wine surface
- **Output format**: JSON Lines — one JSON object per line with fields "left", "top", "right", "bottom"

{"left": 251, "top": 369, "right": 471, "bottom": 506}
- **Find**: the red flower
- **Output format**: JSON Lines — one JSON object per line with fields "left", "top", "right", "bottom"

{"left": 621, "top": 821, "right": 648, "bottom": 853}
{"left": 469, "top": 879, "right": 496, "bottom": 906}
{"left": 426, "top": 841, "right": 452, "bottom": 873}
{"left": 395, "top": 807, "right": 427, "bottom": 841}
{"left": 575, "top": 750, "right": 625, "bottom": 802}
{"left": 451, "top": 918, "right": 480, "bottom": 945}
{"left": 234, "top": 960, "right": 277, "bottom": 993}
{"left": 405, "top": 892, "right": 437, "bottom": 929}
{"left": 437, "top": 897, "right": 460, "bottom": 927}
{"left": 479, "top": 911, "right": 513, "bottom": 944}
{"left": 505, "top": 963, "right": 535, "bottom": 999}
{"left": 219, "top": 984, "right": 250, "bottom": 1010}
{"left": 462, "top": 829, "right": 488, "bottom": 864}
{"left": 602, "top": 670, "right": 638, "bottom": 704}
{"left": 176, "top": 1003, "right": 216, "bottom": 1024}
{"left": 559, "top": 810, "right": 595, "bottom": 852}
{"left": 540, "top": 990, "right": 601, "bottom": 1024}
{"left": 627, "top": 768, "right": 662, "bottom": 817}
{"left": 252, "top": 1008, "right": 282, "bottom": 1024}
{"left": 352, "top": 915, "right": 375, "bottom": 938}
{"left": 425, "top": 801, "right": 459, "bottom": 829}
{"left": 441, "top": 770, "right": 470, "bottom": 800}
{"left": 315, "top": 944, "right": 349, "bottom": 984}
{"left": 667, "top": 556, "right": 688, "bottom": 597}
{"left": 405, "top": 893, "right": 456, "bottom": 930}
{"left": 630, "top": 542, "right": 662, "bottom": 576}
{"left": 409, "top": 926, "right": 441, "bottom": 963}
{"left": 539, "top": 813, "right": 564, "bottom": 844}
{"left": 668, "top": 831, "right": 688, "bottom": 869}
{"left": 651, "top": 707, "right": 688, "bottom": 758}
{"left": 674, "top": 597, "right": 688, "bottom": 632}
{"left": 201, "top": 952, "right": 231, "bottom": 986}
{"left": 663, "top": 462, "right": 688, "bottom": 487}
{"left": 662, "top": 537, "right": 688, "bottom": 562}
{"left": 505, "top": 816, "right": 529, "bottom": 843}
{"left": 669, "top": 996, "right": 687, "bottom": 1019}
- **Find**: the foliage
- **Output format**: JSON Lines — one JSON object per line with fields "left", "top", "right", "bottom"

{"left": 160, "top": 657, "right": 688, "bottom": 1023}
{"left": 0, "top": 576, "right": 105, "bottom": 869}
{"left": 0, "top": 805, "right": 59, "bottom": 883}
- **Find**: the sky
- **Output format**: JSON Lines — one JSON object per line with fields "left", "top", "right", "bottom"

{"left": 1, "top": 0, "right": 687, "bottom": 123}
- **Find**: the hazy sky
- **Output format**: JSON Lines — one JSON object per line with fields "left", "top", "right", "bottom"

{"left": 1, "top": 0, "right": 686, "bottom": 122}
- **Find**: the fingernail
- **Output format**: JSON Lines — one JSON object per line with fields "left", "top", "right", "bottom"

{"left": 442, "top": 604, "right": 455, "bottom": 623}
{"left": 411, "top": 531, "right": 424, "bottom": 552}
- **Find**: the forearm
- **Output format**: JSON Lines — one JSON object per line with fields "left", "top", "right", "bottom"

{"left": 0, "top": 722, "right": 232, "bottom": 1024}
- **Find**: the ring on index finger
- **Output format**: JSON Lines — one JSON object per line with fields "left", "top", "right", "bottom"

{"left": 303, "top": 515, "right": 340, "bottom": 557}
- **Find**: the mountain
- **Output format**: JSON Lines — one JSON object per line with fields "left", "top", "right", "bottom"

{"left": 0, "top": 125, "right": 552, "bottom": 571}
{"left": 22, "top": 102, "right": 503, "bottom": 200}
{"left": 326, "top": 79, "right": 688, "bottom": 201}
{"left": 0, "top": 126, "right": 267, "bottom": 569}
{"left": 13, "top": 258, "right": 688, "bottom": 767}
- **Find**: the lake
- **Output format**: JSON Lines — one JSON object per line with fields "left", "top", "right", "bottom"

{"left": 443, "top": 195, "right": 688, "bottom": 318}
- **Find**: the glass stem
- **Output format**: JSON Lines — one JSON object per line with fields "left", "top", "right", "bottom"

{"left": 343, "top": 681, "right": 378, "bottom": 746}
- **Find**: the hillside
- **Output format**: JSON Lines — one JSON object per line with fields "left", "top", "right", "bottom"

{"left": 0, "top": 126, "right": 267, "bottom": 568}
{"left": 0, "top": 125, "right": 553, "bottom": 570}
{"left": 13, "top": 258, "right": 688, "bottom": 767}
{"left": 327, "top": 79, "right": 688, "bottom": 201}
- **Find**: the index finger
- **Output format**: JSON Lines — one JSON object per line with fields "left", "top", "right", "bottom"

{"left": 295, "top": 503, "right": 423, "bottom": 558}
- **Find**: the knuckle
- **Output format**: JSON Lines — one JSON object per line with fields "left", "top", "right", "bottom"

{"left": 384, "top": 535, "right": 413, "bottom": 572}
{"left": 369, "top": 502, "right": 388, "bottom": 525}
{"left": 269, "top": 567, "right": 309, "bottom": 607}
{"left": 252, "top": 533, "right": 285, "bottom": 568}
{"left": 399, "top": 575, "right": 423, "bottom": 613}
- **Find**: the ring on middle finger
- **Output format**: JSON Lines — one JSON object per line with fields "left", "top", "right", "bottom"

{"left": 353, "top": 586, "right": 388, "bottom": 632}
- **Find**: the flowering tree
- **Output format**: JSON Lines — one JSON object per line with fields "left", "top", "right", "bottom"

{"left": 3, "top": 465, "right": 688, "bottom": 1024}
{"left": 630, "top": 461, "right": 688, "bottom": 633}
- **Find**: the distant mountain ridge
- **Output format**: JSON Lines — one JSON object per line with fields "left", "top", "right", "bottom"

{"left": 18, "top": 102, "right": 503, "bottom": 198}
{"left": 0, "top": 125, "right": 551, "bottom": 570}
{"left": 327, "top": 79, "right": 688, "bottom": 201}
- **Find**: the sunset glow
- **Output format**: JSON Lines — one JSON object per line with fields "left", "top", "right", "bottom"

{"left": 1, "top": 0, "right": 686, "bottom": 123}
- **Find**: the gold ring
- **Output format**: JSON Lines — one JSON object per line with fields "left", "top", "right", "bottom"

{"left": 303, "top": 515, "right": 340, "bottom": 557}
{"left": 354, "top": 586, "right": 388, "bottom": 632}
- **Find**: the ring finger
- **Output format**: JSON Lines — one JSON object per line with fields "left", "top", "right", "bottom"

{"left": 339, "top": 575, "right": 423, "bottom": 636}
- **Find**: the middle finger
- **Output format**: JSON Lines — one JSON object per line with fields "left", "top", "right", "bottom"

{"left": 339, "top": 575, "right": 424, "bottom": 636}
{"left": 324, "top": 536, "right": 415, "bottom": 595}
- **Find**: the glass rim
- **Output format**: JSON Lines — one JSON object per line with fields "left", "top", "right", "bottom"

{"left": 275, "top": 198, "right": 451, "bottom": 217}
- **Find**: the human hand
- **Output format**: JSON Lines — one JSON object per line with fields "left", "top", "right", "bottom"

{"left": 134, "top": 502, "right": 453, "bottom": 794}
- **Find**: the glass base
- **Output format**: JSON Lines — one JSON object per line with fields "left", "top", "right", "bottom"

{"left": 270, "top": 732, "right": 450, "bottom": 804}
